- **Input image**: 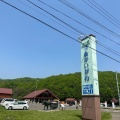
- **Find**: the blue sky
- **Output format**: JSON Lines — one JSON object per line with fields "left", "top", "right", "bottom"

{"left": 0, "top": 0, "right": 120, "bottom": 79}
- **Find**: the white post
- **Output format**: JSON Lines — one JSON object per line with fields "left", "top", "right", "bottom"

{"left": 104, "top": 101, "right": 107, "bottom": 108}
{"left": 112, "top": 101, "right": 115, "bottom": 108}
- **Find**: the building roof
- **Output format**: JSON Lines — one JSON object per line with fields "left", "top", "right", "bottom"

{"left": 0, "top": 88, "right": 12, "bottom": 94}
{"left": 65, "top": 98, "right": 76, "bottom": 101}
{"left": 23, "top": 89, "right": 59, "bottom": 99}
{"left": 111, "top": 98, "right": 118, "bottom": 103}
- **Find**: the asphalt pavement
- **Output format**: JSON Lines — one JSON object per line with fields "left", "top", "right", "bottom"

{"left": 101, "top": 108, "right": 120, "bottom": 120}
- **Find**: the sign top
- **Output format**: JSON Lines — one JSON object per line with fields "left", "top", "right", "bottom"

{"left": 80, "top": 34, "right": 96, "bottom": 41}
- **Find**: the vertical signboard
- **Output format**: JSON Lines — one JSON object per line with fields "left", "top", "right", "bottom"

{"left": 81, "top": 34, "right": 99, "bottom": 95}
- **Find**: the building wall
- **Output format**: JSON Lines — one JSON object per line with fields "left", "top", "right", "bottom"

{"left": 0, "top": 94, "right": 12, "bottom": 98}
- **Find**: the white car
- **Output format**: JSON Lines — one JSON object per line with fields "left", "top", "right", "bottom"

{"left": 1, "top": 98, "right": 18, "bottom": 107}
{"left": 5, "top": 101, "right": 29, "bottom": 110}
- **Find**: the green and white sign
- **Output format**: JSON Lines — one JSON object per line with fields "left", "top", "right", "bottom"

{"left": 80, "top": 35, "right": 99, "bottom": 95}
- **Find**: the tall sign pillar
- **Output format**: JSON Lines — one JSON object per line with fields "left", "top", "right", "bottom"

{"left": 80, "top": 34, "right": 101, "bottom": 120}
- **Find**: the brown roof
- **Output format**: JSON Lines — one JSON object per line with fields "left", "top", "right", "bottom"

{"left": 110, "top": 98, "right": 118, "bottom": 103}
{"left": 0, "top": 88, "right": 12, "bottom": 94}
{"left": 23, "top": 89, "right": 59, "bottom": 99}
{"left": 65, "top": 98, "right": 76, "bottom": 101}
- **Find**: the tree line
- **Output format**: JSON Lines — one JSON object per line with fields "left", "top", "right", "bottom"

{"left": 0, "top": 71, "right": 119, "bottom": 102}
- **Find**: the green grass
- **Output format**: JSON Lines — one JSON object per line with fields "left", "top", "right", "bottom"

{"left": 0, "top": 106, "right": 111, "bottom": 120}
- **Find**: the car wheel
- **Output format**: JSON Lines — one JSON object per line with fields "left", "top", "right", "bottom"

{"left": 23, "top": 106, "right": 27, "bottom": 110}
{"left": 8, "top": 106, "right": 12, "bottom": 110}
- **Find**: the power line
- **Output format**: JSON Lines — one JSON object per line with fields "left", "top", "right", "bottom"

{"left": 0, "top": 0, "right": 79, "bottom": 43}
{"left": 27, "top": 0, "right": 85, "bottom": 35}
{"left": 17, "top": 0, "right": 79, "bottom": 36}
{"left": 81, "top": 0, "right": 120, "bottom": 56}
{"left": 91, "top": 0, "right": 120, "bottom": 26}
{"left": 82, "top": 0, "right": 120, "bottom": 29}
{"left": 37, "top": 0, "right": 120, "bottom": 56}
{"left": 1, "top": 0, "right": 118, "bottom": 58}
{"left": 38, "top": 0, "right": 120, "bottom": 46}
{"left": 96, "top": 41, "right": 120, "bottom": 57}
{"left": 18, "top": 0, "right": 120, "bottom": 57}
{"left": 1, "top": 0, "right": 120, "bottom": 64}
{"left": 58, "top": 0, "right": 120, "bottom": 39}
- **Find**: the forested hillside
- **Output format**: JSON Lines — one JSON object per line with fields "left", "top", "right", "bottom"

{"left": 0, "top": 71, "right": 119, "bottom": 102}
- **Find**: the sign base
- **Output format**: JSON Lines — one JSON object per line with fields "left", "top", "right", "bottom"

{"left": 82, "top": 95, "right": 101, "bottom": 120}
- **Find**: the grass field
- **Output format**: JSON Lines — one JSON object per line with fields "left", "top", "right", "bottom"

{"left": 0, "top": 106, "right": 111, "bottom": 120}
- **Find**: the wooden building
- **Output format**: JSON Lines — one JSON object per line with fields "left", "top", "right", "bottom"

{"left": 23, "top": 89, "right": 59, "bottom": 103}
{"left": 0, "top": 88, "right": 12, "bottom": 98}
{"left": 65, "top": 98, "right": 77, "bottom": 105}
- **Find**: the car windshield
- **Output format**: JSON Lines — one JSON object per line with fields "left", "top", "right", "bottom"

{"left": 18, "top": 102, "right": 26, "bottom": 104}
{"left": 5, "top": 99, "right": 14, "bottom": 101}
{"left": 12, "top": 102, "right": 27, "bottom": 105}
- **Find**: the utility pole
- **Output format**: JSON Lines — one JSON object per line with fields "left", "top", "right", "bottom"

{"left": 116, "top": 72, "right": 120, "bottom": 106}
{"left": 34, "top": 80, "right": 38, "bottom": 103}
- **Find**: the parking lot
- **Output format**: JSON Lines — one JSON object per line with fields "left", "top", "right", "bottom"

{"left": 28, "top": 102, "right": 80, "bottom": 110}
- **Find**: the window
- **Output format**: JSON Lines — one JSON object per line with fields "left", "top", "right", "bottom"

{"left": 5, "top": 99, "right": 14, "bottom": 102}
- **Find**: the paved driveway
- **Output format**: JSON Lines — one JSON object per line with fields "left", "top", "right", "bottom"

{"left": 112, "top": 112, "right": 120, "bottom": 120}
{"left": 101, "top": 108, "right": 120, "bottom": 120}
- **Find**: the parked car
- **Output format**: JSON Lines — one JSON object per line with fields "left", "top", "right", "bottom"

{"left": 5, "top": 101, "right": 29, "bottom": 110}
{"left": 100, "top": 103, "right": 105, "bottom": 107}
{"left": 1, "top": 98, "right": 18, "bottom": 107}
{"left": 0, "top": 98, "right": 3, "bottom": 103}
{"left": 69, "top": 101, "right": 75, "bottom": 106}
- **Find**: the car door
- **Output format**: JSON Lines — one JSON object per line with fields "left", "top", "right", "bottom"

{"left": 12, "top": 102, "right": 19, "bottom": 109}
{"left": 17, "top": 102, "right": 24, "bottom": 109}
